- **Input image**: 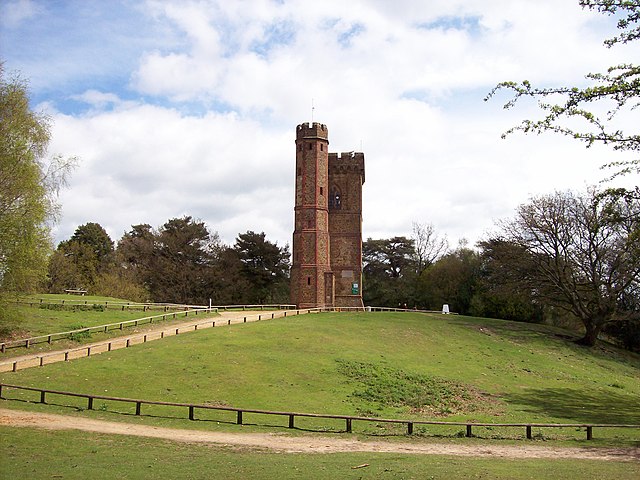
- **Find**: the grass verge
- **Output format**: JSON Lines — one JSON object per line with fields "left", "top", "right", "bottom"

{"left": 2, "top": 426, "right": 639, "bottom": 480}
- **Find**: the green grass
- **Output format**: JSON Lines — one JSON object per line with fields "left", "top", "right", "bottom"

{"left": 2, "top": 426, "right": 639, "bottom": 480}
{"left": 0, "top": 294, "right": 217, "bottom": 357}
{"left": 2, "top": 312, "right": 638, "bottom": 444}
{"left": 17, "top": 293, "right": 134, "bottom": 303}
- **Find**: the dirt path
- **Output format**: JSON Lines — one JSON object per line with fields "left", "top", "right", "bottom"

{"left": 1, "top": 408, "right": 638, "bottom": 461}
{"left": 0, "top": 310, "right": 296, "bottom": 372}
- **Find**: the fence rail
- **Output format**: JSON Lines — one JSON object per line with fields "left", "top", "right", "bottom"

{"left": 1, "top": 304, "right": 297, "bottom": 353}
{"left": 12, "top": 299, "right": 298, "bottom": 311}
{"left": 1, "top": 383, "right": 637, "bottom": 440}
{"left": 2, "top": 304, "right": 443, "bottom": 354}
{"left": 1, "top": 309, "right": 331, "bottom": 371}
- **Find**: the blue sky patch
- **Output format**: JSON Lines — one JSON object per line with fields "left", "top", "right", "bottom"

{"left": 251, "top": 19, "right": 296, "bottom": 57}
{"left": 338, "top": 22, "right": 365, "bottom": 48}
{"left": 418, "top": 15, "right": 483, "bottom": 35}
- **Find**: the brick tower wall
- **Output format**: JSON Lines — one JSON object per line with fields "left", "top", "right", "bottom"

{"left": 290, "top": 123, "right": 333, "bottom": 308}
{"left": 328, "top": 152, "right": 365, "bottom": 308}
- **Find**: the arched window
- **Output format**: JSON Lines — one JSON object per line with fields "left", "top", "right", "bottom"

{"left": 329, "top": 186, "right": 342, "bottom": 210}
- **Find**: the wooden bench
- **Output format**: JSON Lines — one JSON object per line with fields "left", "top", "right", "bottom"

{"left": 64, "top": 289, "right": 87, "bottom": 296}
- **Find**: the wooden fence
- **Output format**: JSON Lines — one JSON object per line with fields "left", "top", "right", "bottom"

{"left": 2, "top": 304, "right": 444, "bottom": 354}
{"left": 1, "top": 383, "right": 637, "bottom": 441}
{"left": 1, "top": 304, "right": 297, "bottom": 353}
{"left": 12, "top": 299, "right": 297, "bottom": 312}
{"left": 0, "top": 309, "right": 322, "bottom": 372}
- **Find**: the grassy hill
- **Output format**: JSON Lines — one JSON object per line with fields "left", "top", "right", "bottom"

{"left": 1, "top": 311, "right": 638, "bottom": 443}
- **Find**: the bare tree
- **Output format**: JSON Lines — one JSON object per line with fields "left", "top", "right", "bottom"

{"left": 483, "top": 189, "right": 640, "bottom": 346}
{"left": 411, "top": 222, "right": 449, "bottom": 274}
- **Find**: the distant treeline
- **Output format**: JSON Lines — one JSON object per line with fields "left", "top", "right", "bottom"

{"left": 46, "top": 217, "right": 290, "bottom": 307}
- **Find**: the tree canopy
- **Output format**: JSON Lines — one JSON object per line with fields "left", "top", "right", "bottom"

{"left": 0, "top": 64, "right": 74, "bottom": 293}
{"left": 486, "top": 0, "right": 640, "bottom": 179}
{"left": 232, "top": 231, "right": 290, "bottom": 304}
{"left": 482, "top": 189, "right": 640, "bottom": 346}
{"left": 48, "top": 222, "right": 115, "bottom": 293}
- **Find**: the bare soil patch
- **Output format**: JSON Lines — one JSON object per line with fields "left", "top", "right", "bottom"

{"left": 1, "top": 408, "right": 638, "bottom": 461}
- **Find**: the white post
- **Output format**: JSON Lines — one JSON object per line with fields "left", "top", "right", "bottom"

{"left": 442, "top": 304, "right": 450, "bottom": 314}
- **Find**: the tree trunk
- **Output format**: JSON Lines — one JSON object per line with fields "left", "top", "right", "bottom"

{"left": 576, "top": 320, "right": 601, "bottom": 347}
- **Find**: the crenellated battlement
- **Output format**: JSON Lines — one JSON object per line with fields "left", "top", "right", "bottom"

{"left": 329, "top": 151, "right": 365, "bottom": 162}
{"left": 328, "top": 152, "right": 365, "bottom": 183}
{"left": 296, "top": 122, "right": 328, "bottom": 141}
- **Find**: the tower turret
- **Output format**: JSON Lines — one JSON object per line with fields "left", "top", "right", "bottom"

{"left": 290, "top": 123, "right": 333, "bottom": 308}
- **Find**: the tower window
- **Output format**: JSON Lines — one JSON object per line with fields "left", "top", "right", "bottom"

{"left": 320, "top": 144, "right": 324, "bottom": 151}
{"left": 308, "top": 143, "right": 313, "bottom": 150}
{"left": 307, "top": 277, "right": 311, "bottom": 285}
{"left": 320, "top": 187, "right": 323, "bottom": 195}
{"left": 329, "top": 187, "right": 342, "bottom": 210}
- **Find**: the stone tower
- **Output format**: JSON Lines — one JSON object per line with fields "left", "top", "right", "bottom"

{"left": 290, "top": 122, "right": 365, "bottom": 309}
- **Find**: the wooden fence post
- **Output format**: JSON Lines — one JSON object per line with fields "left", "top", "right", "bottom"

{"left": 587, "top": 426, "right": 593, "bottom": 440}
{"left": 407, "top": 422, "right": 414, "bottom": 435}
{"left": 466, "top": 425, "right": 473, "bottom": 437}
{"left": 40, "top": 390, "right": 46, "bottom": 404}
{"left": 136, "top": 402, "right": 141, "bottom": 416}
{"left": 346, "top": 418, "right": 352, "bottom": 433}
{"left": 526, "top": 426, "right": 532, "bottom": 439}
{"left": 237, "top": 411, "right": 243, "bottom": 425}
{"left": 289, "top": 414, "right": 295, "bottom": 429}
{"left": 88, "top": 397, "right": 94, "bottom": 410}
{"left": 189, "top": 406, "right": 195, "bottom": 421}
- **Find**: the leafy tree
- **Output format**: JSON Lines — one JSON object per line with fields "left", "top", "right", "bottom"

{"left": 208, "top": 247, "right": 251, "bottom": 305}
{"left": 486, "top": 0, "right": 640, "bottom": 179}
{"left": 473, "top": 238, "right": 546, "bottom": 323}
{"left": 363, "top": 237, "right": 417, "bottom": 307}
{"left": 47, "top": 240, "right": 98, "bottom": 292}
{"left": 47, "top": 222, "right": 114, "bottom": 293}
{"left": 148, "top": 216, "right": 221, "bottom": 305}
{"left": 0, "top": 64, "right": 74, "bottom": 293}
{"left": 116, "top": 224, "right": 154, "bottom": 280}
{"left": 416, "top": 246, "right": 482, "bottom": 314}
{"left": 69, "top": 222, "right": 114, "bottom": 266}
{"left": 485, "top": 189, "right": 640, "bottom": 346}
{"left": 233, "top": 231, "right": 290, "bottom": 304}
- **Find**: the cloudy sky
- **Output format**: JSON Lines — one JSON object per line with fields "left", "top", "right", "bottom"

{"left": 1, "top": 0, "right": 638, "bottom": 250}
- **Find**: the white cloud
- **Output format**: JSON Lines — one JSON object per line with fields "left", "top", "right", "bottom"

{"left": 0, "top": 0, "right": 42, "bottom": 28}
{"left": 4, "top": 0, "right": 636, "bottom": 250}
